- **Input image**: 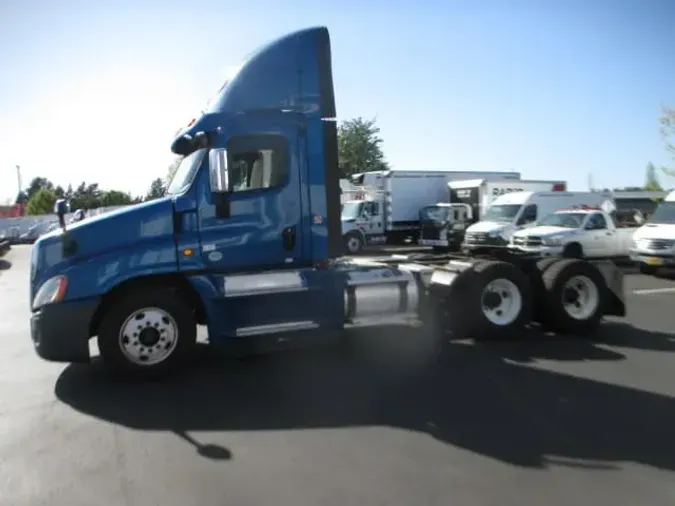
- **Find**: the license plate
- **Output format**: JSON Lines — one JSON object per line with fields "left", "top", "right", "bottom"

{"left": 645, "top": 257, "right": 663, "bottom": 266}
{"left": 421, "top": 240, "right": 445, "bottom": 246}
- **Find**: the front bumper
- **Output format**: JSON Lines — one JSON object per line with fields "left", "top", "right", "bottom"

{"left": 30, "top": 298, "right": 100, "bottom": 363}
{"left": 629, "top": 250, "right": 675, "bottom": 267}
{"left": 508, "top": 244, "right": 565, "bottom": 257}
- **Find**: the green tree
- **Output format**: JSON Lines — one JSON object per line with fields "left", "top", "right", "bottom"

{"left": 660, "top": 105, "right": 675, "bottom": 177}
{"left": 20, "top": 176, "right": 54, "bottom": 204}
{"left": 644, "top": 162, "right": 662, "bottom": 191}
{"left": 99, "top": 190, "right": 133, "bottom": 206}
{"left": 337, "top": 117, "right": 389, "bottom": 177}
{"left": 15, "top": 191, "right": 28, "bottom": 204}
{"left": 26, "top": 188, "right": 58, "bottom": 216}
{"left": 145, "top": 178, "right": 166, "bottom": 201}
{"left": 71, "top": 182, "right": 102, "bottom": 210}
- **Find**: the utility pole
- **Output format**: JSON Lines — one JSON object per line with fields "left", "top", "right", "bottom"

{"left": 15, "top": 165, "right": 22, "bottom": 197}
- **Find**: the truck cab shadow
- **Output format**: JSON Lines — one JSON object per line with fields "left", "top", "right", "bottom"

{"left": 55, "top": 324, "right": 675, "bottom": 470}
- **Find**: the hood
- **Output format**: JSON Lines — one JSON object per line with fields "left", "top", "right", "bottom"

{"left": 513, "top": 225, "right": 579, "bottom": 238}
{"left": 33, "top": 197, "right": 175, "bottom": 281}
{"left": 633, "top": 223, "right": 675, "bottom": 241}
{"left": 466, "top": 221, "right": 512, "bottom": 234}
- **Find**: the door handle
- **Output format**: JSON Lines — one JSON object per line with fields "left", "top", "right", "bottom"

{"left": 606, "top": 232, "right": 612, "bottom": 236}
{"left": 281, "top": 225, "right": 296, "bottom": 251}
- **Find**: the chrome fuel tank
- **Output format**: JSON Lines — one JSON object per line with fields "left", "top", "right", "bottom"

{"left": 342, "top": 260, "right": 421, "bottom": 327}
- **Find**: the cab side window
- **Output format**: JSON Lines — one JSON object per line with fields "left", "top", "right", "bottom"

{"left": 363, "top": 202, "right": 380, "bottom": 216}
{"left": 518, "top": 204, "right": 538, "bottom": 225}
{"left": 585, "top": 213, "right": 607, "bottom": 230}
{"left": 224, "top": 135, "right": 289, "bottom": 193}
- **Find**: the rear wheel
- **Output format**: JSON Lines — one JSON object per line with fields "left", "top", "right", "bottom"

{"left": 445, "top": 261, "right": 532, "bottom": 339}
{"left": 97, "top": 288, "right": 197, "bottom": 379}
{"left": 538, "top": 259, "right": 606, "bottom": 335}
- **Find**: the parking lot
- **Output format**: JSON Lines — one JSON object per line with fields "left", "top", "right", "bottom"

{"left": 1, "top": 245, "right": 675, "bottom": 506}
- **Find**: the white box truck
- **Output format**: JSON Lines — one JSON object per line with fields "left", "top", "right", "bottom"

{"left": 341, "top": 169, "right": 520, "bottom": 254}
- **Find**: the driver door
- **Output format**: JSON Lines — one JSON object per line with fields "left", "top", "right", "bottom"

{"left": 583, "top": 213, "right": 612, "bottom": 257}
{"left": 364, "top": 201, "right": 385, "bottom": 244}
{"left": 197, "top": 115, "right": 305, "bottom": 272}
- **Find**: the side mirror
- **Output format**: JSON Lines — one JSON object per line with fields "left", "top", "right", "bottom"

{"left": 54, "top": 199, "right": 70, "bottom": 231}
{"left": 209, "top": 148, "right": 231, "bottom": 218}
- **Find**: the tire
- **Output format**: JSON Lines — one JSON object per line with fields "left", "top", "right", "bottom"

{"left": 344, "top": 232, "right": 364, "bottom": 255}
{"left": 538, "top": 259, "right": 607, "bottom": 335}
{"left": 639, "top": 264, "right": 658, "bottom": 276}
{"left": 562, "top": 243, "right": 583, "bottom": 259}
{"left": 97, "top": 288, "right": 197, "bottom": 379}
{"left": 444, "top": 260, "right": 532, "bottom": 339}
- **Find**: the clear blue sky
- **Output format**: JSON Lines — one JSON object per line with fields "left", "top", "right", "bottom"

{"left": 1, "top": 0, "right": 674, "bottom": 202}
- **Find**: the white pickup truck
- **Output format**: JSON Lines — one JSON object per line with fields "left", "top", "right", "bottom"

{"left": 508, "top": 207, "right": 640, "bottom": 259}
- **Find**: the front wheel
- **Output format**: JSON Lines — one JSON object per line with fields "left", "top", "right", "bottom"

{"left": 344, "top": 232, "right": 364, "bottom": 255}
{"left": 97, "top": 288, "right": 197, "bottom": 379}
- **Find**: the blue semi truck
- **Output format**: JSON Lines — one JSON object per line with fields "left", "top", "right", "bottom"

{"left": 29, "top": 27, "right": 626, "bottom": 379}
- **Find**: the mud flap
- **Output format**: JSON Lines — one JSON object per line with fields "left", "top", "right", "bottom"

{"left": 589, "top": 260, "right": 626, "bottom": 317}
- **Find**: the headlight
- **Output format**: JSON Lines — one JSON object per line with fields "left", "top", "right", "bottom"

{"left": 33, "top": 275, "right": 68, "bottom": 311}
{"left": 542, "top": 235, "right": 564, "bottom": 246}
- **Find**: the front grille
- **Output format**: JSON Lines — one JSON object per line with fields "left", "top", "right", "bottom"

{"left": 465, "top": 232, "right": 487, "bottom": 243}
{"left": 465, "top": 233, "right": 505, "bottom": 246}
{"left": 638, "top": 239, "right": 675, "bottom": 251}
{"left": 421, "top": 226, "right": 440, "bottom": 240}
{"left": 512, "top": 236, "right": 542, "bottom": 247}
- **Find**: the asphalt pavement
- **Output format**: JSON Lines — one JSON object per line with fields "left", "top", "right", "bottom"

{"left": 2, "top": 245, "right": 675, "bottom": 506}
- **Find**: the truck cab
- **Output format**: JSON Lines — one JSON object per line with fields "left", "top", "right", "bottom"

{"left": 418, "top": 203, "right": 473, "bottom": 251}
{"left": 631, "top": 190, "right": 675, "bottom": 275}
{"left": 29, "top": 27, "right": 344, "bottom": 369}
{"left": 340, "top": 187, "right": 387, "bottom": 254}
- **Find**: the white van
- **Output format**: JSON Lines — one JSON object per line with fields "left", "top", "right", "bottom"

{"left": 630, "top": 190, "right": 675, "bottom": 274}
{"left": 462, "top": 190, "right": 614, "bottom": 252}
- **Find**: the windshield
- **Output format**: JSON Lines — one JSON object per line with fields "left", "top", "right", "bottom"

{"left": 483, "top": 204, "right": 522, "bottom": 223}
{"left": 420, "top": 206, "right": 451, "bottom": 222}
{"left": 166, "top": 149, "right": 207, "bottom": 195}
{"left": 538, "top": 212, "right": 585, "bottom": 228}
{"left": 647, "top": 201, "right": 675, "bottom": 224}
{"left": 342, "top": 202, "right": 364, "bottom": 220}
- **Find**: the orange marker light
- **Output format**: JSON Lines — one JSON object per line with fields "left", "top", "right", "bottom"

{"left": 182, "top": 248, "right": 194, "bottom": 257}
